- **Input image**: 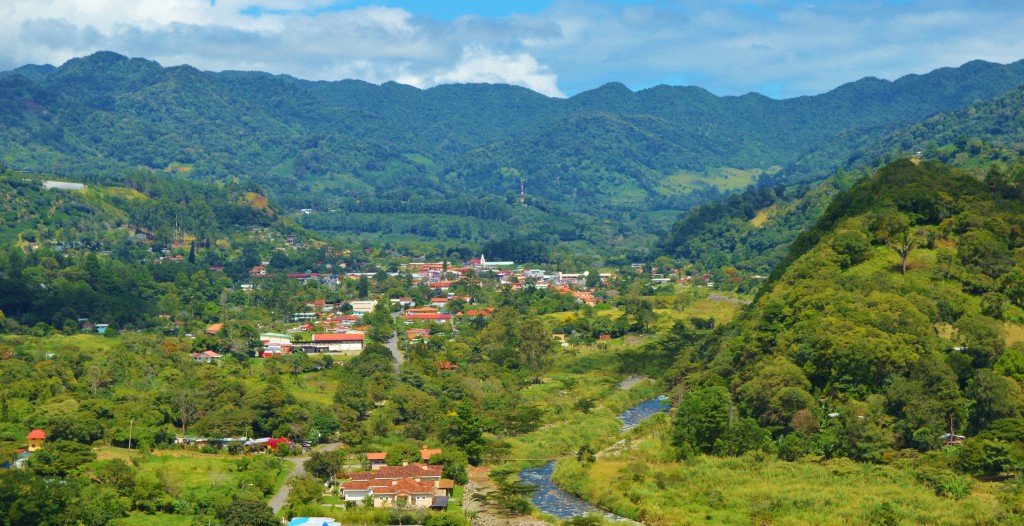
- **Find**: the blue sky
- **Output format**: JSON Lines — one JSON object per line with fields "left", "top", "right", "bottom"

{"left": 2, "top": 1, "right": 1024, "bottom": 99}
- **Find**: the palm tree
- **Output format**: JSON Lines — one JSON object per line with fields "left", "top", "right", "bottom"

{"left": 887, "top": 230, "right": 920, "bottom": 275}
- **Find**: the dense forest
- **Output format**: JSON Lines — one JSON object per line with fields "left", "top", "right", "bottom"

{"left": 661, "top": 82, "right": 1024, "bottom": 278}
{"left": 674, "top": 159, "right": 1024, "bottom": 464}
{"left": 5, "top": 53, "right": 1024, "bottom": 255}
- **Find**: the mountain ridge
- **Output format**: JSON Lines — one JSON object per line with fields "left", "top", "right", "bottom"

{"left": 5, "top": 51, "right": 1024, "bottom": 256}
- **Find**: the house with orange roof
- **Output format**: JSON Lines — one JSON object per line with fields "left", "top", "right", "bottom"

{"left": 204, "top": 323, "right": 224, "bottom": 335}
{"left": 367, "top": 478, "right": 437, "bottom": 508}
{"left": 367, "top": 451, "right": 387, "bottom": 470}
{"left": 27, "top": 429, "right": 45, "bottom": 451}
{"left": 407, "top": 328, "right": 431, "bottom": 340}
{"left": 339, "top": 463, "right": 449, "bottom": 508}
{"left": 457, "top": 308, "right": 495, "bottom": 318}
{"left": 427, "top": 281, "right": 454, "bottom": 291}
{"left": 404, "top": 313, "right": 452, "bottom": 324}
{"left": 420, "top": 446, "right": 443, "bottom": 462}
{"left": 298, "top": 333, "right": 365, "bottom": 353}
{"left": 190, "top": 350, "right": 223, "bottom": 363}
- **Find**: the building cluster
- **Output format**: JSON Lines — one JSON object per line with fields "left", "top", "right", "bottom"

{"left": 333, "top": 447, "right": 452, "bottom": 509}
{"left": 189, "top": 255, "right": 620, "bottom": 361}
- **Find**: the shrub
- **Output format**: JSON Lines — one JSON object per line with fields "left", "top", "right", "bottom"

{"left": 938, "top": 476, "right": 972, "bottom": 500}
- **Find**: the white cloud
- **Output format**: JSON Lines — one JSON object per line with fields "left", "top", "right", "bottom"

{"left": 428, "top": 45, "right": 564, "bottom": 97}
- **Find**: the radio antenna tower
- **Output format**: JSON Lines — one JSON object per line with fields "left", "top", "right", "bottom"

{"left": 520, "top": 178, "right": 526, "bottom": 207}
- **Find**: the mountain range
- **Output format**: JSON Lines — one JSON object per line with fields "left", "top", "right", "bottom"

{"left": 4, "top": 52, "right": 1024, "bottom": 259}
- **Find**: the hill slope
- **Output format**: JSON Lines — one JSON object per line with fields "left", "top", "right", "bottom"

{"left": 662, "top": 82, "right": 1024, "bottom": 276}
{"left": 682, "top": 159, "right": 1024, "bottom": 454}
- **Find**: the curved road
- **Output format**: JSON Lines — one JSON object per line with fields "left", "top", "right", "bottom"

{"left": 269, "top": 441, "right": 345, "bottom": 514}
{"left": 270, "top": 337, "right": 403, "bottom": 513}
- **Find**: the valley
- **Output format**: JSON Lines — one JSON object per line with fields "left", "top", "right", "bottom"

{"left": 4, "top": 50, "right": 1024, "bottom": 526}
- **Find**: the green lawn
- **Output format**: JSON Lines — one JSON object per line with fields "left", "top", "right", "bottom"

{"left": 289, "top": 372, "right": 341, "bottom": 406}
{"left": 108, "top": 513, "right": 193, "bottom": 526}
{"left": 135, "top": 451, "right": 241, "bottom": 499}
{"left": 91, "top": 446, "right": 288, "bottom": 501}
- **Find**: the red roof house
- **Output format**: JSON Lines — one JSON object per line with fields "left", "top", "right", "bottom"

{"left": 27, "top": 429, "right": 45, "bottom": 451}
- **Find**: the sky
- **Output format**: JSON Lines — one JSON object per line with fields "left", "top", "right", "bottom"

{"left": 2, "top": 0, "right": 1023, "bottom": 99}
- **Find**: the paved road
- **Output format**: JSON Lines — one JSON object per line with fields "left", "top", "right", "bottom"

{"left": 385, "top": 334, "right": 402, "bottom": 373}
{"left": 268, "top": 442, "right": 345, "bottom": 514}
{"left": 269, "top": 457, "right": 305, "bottom": 514}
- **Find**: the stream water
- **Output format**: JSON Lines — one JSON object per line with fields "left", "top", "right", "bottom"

{"left": 520, "top": 395, "right": 671, "bottom": 520}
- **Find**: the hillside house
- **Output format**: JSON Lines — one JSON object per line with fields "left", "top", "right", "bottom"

{"left": 299, "top": 333, "right": 365, "bottom": 353}
{"left": 404, "top": 313, "right": 452, "bottom": 324}
{"left": 339, "top": 463, "right": 449, "bottom": 508}
{"left": 407, "top": 328, "right": 431, "bottom": 341}
{"left": 260, "top": 333, "right": 293, "bottom": 353}
{"left": 367, "top": 452, "right": 387, "bottom": 470}
{"left": 190, "top": 350, "right": 222, "bottom": 363}
{"left": 391, "top": 297, "right": 415, "bottom": 308}
{"left": 27, "top": 429, "right": 45, "bottom": 451}
{"left": 349, "top": 300, "right": 377, "bottom": 314}
{"left": 419, "top": 446, "right": 442, "bottom": 462}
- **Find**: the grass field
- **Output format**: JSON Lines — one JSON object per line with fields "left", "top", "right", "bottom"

{"left": 660, "top": 167, "right": 763, "bottom": 194}
{"left": 108, "top": 513, "right": 193, "bottom": 526}
{"left": 2, "top": 333, "right": 118, "bottom": 355}
{"left": 653, "top": 295, "right": 745, "bottom": 331}
{"left": 551, "top": 418, "right": 1011, "bottom": 526}
{"left": 1004, "top": 321, "right": 1024, "bottom": 347}
{"left": 289, "top": 372, "right": 341, "bottom": 406}
{"left": 90, "top": 445, "right": 289, "bottom": 504}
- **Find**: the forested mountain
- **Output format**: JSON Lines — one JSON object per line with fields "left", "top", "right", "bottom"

{"left": 661, "top": 82, "right": 1024, "bottom": 276}
{"left": 665, "top": 158, "right": 1024, "bottom": 468}
{"left": 4, "top": 52, "right": 1024, "bottom": 256}
{"left": 0, "top": 168, "right": 343, "bottom": 331}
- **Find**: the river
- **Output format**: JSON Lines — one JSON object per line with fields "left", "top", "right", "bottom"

{"left": 520, "top": 395, "right": 670, "bottom": 521}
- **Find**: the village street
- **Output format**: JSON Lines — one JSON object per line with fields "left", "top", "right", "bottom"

{"left": 386, "top": 333, "right": 403, "bottom": 373}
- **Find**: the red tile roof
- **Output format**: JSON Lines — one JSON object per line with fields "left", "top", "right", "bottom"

{"left": 458, "top": 308, "right": 495, "bottom": 317}
{"left": 372, "top": 477, "right": 436, "bottom": 495}
{"left": 313, "top": 333, "right": 365, "bottom": 342}
{"left": 349, "top": 463, "right": 442, "bottom": 480}
{"left": 342, "top": 480, "right": 373, "bottom": 491}
{"left": 27, "top": 429, "right": 46, "bottom": 439}
{"left": 367, "top": 452, "right": 387, "bottom": 461}
{"left": 405, "top": 313, "right": 452, "bottom": 321}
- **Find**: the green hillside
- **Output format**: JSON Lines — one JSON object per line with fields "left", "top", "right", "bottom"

{"left": 5, "top": 52, "right": 1024, "bottom": 257}
{"left": 661, "top": 82, "right": 1024, "bottom": 278}
{"left": 696, "top": 159, "right": 1024, "bottom": 450}
{"left": 0, "top": 168, "right": 334, "bottom": 331}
